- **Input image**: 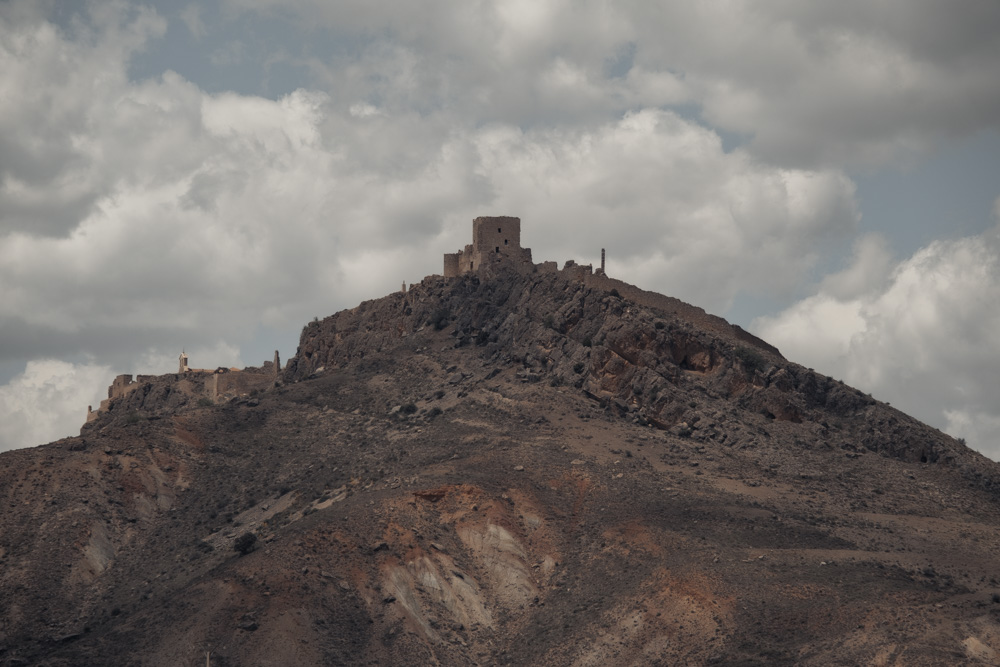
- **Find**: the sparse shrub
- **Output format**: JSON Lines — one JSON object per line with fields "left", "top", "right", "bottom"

{"left": 544, "top": 314, "right": 555, "bottom": 329}
{"left": 125, "top": 412, "right": 142, "bottom": 425}
{"left": 609, "top": 289, "right": 621, "bottom": 298}
{"left": 401, "top": 403, "right": 418, "bottom": 415}
{"left": 573, "top": 362, "right": 585, "bottom": 374}
{"left": 678, "top": 426, "right": 693, "bottom": 438}
{"left": 435, "top": 389, "right": 445, "bottom": 399}
{"left": 427, "top": 406, "right": 443, "bottom": 419}
{"left": 735, "top": 347, "right": 766, "bottom": 374}
{"left": 233, "top": 532, "right": 257, "bottom": 555}
{"left": 430, "top": 307, "right": 450, "bottom": 330}
{"left": 197, "top": 397, "right": 214, "bottom": 407}
{"left": 582, "top": 337, "right": 592, "bottom": 347}
{"left": 654, "top": 321, "right": 665, "bottom": 330}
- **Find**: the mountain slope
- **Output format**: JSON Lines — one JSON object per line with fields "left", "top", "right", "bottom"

{"left": 3, "top": 267, "right": 1000, "bottom": 666}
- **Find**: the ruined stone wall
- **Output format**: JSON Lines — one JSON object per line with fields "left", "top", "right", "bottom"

{"left": 109, "top": 374, "right": 140, "bottom": 400}
{"left": 84, "top": 354, "right": 282, "bottom": 427}
{"left": 443, "top": 216, "right": 532, "bottom": 278}
{"left": 560, "top": 260, "right": 594, "bottom": 283}
{"left": 443, "top": 252, "right": 461, "bottom": 278}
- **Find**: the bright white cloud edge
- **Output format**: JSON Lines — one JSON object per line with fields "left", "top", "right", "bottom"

{"left": 754, "top": 209, "right": 1000, "bottom": 460}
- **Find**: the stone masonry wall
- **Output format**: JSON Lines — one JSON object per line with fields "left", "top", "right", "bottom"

{"left": 443, "top": 216, "right": 532, "bottom": 277}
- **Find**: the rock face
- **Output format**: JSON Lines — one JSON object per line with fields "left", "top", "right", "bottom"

{"left": 3, "top": 267, "right": 1000, "bottom": 666}
{"left": 287, "top": 268, "right": 978, "bottom": 474}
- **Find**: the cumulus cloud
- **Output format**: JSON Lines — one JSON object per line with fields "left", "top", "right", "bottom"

{"left": 225, "top": 0, "right": 1000, "bottom": 167}
{"left": 0, "top": 359, "right": 111, "bottom": 452}
{"left": 754, "top": 213, "right": 1000, "bottom": 458}
{"left": 0, "top": 3, "right": 861, "bottom": 368}
{"left": 468, "top": 110, "right": 859, "bottom": 312}
{"left": 2, "top": 1, "right": 998, "bottom": 454}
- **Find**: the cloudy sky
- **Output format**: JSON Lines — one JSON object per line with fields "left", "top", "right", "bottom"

{"left": 2, "top": 0, "right": 999, "bottom": 458}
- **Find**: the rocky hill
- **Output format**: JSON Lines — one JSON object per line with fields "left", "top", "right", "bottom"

{"left": 3, "top": 266, "right": 1000, "bottom": 666}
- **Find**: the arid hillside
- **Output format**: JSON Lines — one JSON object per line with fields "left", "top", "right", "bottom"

{"left": 3, "top": 267, "right": 1000, "bottom": 666}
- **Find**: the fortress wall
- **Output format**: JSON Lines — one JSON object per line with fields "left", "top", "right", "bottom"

{"left": 443, "top": 253, "right": 461, "bottom": 278}
{"left": 472, "top": 216, "right": 521, "bottom": 255}
{"left": 561, "top": 262, "right": 593, "bottom": 283}
{"left": 85, "top": 353, "right": 284, "bottom": 427}
{"left": 109, "top": 374, "right": 140, "bottom": 400}
{"left": 453, "top": 244, "right": 477, "bottom": 274}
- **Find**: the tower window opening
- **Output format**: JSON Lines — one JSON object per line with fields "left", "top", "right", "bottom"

{"left": 498, "top": 227, "right": 501, "bottom": 233}
{"left": 495, "top": 246, "right": 499, "bottom": 253}
{"left": 504, "top": 239, "right": 508, "bottom": 245}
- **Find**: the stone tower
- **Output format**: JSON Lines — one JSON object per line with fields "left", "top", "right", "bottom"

{"left": 179, "top": 351, "right": 189, "bottom": 373}
{"left": 443, "top": 216, "right": 533, "bottom": 277}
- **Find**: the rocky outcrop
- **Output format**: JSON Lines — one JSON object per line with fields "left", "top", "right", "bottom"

{"left": 4, "top": 265, "right": 1000, "bottom": 666}
{"left": 285, "top": 267, "right": 982, "bottom": 480}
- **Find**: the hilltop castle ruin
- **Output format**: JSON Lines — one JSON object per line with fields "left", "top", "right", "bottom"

{"left": 83, "top": 214, "right": 781, "bottom": 431}
{"left": 85, "top": 351, "right": 281, "bottom": 425}
{"left": 443, "top": 216, "right": 536, "bottom": 277}
{"left": 443, "top": 215, "right": 608, "bottom": 281}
